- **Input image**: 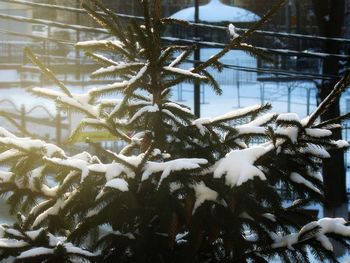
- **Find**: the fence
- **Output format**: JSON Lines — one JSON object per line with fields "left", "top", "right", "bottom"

{"left": 0, "top": 41, "right": 33, "bottom": 63}
{"left": 0, "top": 99, "right": 69, "bottom": 145}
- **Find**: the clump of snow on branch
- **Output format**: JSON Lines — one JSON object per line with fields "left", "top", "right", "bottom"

{"left": 272, "top": 218, "right": 350, "bottom": 251}
{"left": 192, "top": 181, "right": 218, "bottom": 213}
{"left": 214, "top": 145, "right": 272, "bottom": 187}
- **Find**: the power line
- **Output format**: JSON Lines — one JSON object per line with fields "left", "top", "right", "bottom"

{"left": 0, "top": 28, "right": 342, "bottom": 81}
{"left": 161, "top": 37, "right": 350, "bottom": 61}
{"left": 0, "top": 13, "right": 107, "bottom": 34}
{"left": 0, "top": 0, "right": 144, "bottom": 20}
{"left": 0, "top": 11, "right": 348, "bottom": 61}
{"left": 1, "top": 0, "right": 350, "bottom": 44}
{"left": 0, "top": 29, "right": 74, "bottom": 45}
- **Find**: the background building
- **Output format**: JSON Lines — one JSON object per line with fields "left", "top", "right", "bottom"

{"left": 0, "top": 2, "right": 32, "bottom": 41}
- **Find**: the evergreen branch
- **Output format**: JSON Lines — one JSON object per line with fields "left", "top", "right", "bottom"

{"left": 0, "top": 110, "right": 32, "bottom": 137}
{"left": 82, "top": 2, "right": 123, "bottom": 43}
{"left": 91, "top": 63, "right": 145, "bottom": 79}
{"left": 0, "top": 182, "right": 54, "bottom": 200}
{"left": 76, "top": 40, "right": 132, "bottom": 60}
{"left": 88, "top": 81, "right": 129, "bottom": 98}
{"left": 314, "top": 112, "right": 350, "bottom": 128}
{"left": 160, "top": 17, "right": 190, "bottom": 27}
{"left": 68, "top": 118, "right": 109, "bottom": 143}
{"left": 239, "top": 43, "right": 277, "bottom": 64}
{"left": 130, "top": 18, "right": 149, "bottom": 53}
{"left": 85, "top": 52, "right": 118, "bottom": 67}
{"left": 307, "top": 70, "right": 350, "bottom": 127}
{"left": 161, "top": 45, "right": 193, "bottom": 67}
{"left": 135, "top": 142, "right": 155, "bottom": 177}
{"left": 86, "top": 140, "right": 137, "bottom": 170}
{"left": 192, "top": 0, "right": 287, "bottom": 73}
{"left": 200, "top": 70, "right": 222, "bottom": 95}
{"left": 89, "top": 0, "right": 128, "bottom": 44}
{"left": 24, "top": 48, "right": 72, "bottom": 98}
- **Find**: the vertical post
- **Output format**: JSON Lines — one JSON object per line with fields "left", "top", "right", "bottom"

{"left": 260, "top": 83, "right": 265, "bottom": 105}
{"left": 8, "top": 43, "right": 11, "bottom": 63}
{"left": 56, "top": 111, "right": 62, "bottom": 147}
{"left": 42, "top": 40, "right": 46, "bottom": 87}
{"left": 47, "top": 25, "right": 51, "bottom": 66}
{"left": 20, "top": 104, "right": 26, "bottom": 134}
{"left": 237, "top": 80, "right": 241, "bottom": 108}
{"left": 194, "top": 0, "right": 200, "bottom": 117}
{"left": 177, "top": 84, "right": 183, "bottom": 101}
{"left": 287, "top": 84, "right": 291, "bottom": 112}
{"left": 306, "top": 87, "right": 311, "bottom": 115}
{"left": 285, "top": 0, "right": 292, "bottom": 32}
{"left": 201, "top": 84, "right": 205, "bottom": 104}
{"left": 75, "top": 0, "right": 81, "bottom": 80}
{"left": 236, "top": 69, "right": 241, "bottom": 108}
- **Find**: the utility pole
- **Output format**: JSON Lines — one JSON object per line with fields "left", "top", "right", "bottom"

{"left": 312, "top": 0, "right": 348, "bottom": 221}
{"left": 194, "top": 0, "right": 201, "bottom": 117}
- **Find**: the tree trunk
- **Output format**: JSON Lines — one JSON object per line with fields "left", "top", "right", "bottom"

{"left": 312, "top": 0, "right": 348, "bottom": 217}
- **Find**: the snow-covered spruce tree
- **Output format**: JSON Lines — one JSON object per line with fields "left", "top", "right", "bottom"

{"left": 0, "top": 0, "right": 350, "bottom": 262}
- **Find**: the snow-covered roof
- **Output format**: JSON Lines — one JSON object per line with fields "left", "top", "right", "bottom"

{"left": 170, "top": 0, "right": 260, "bottom": 24}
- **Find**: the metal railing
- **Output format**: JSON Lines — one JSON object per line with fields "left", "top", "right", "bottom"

{"left": 0, "top": 99, "right": 69, "bottom": 146}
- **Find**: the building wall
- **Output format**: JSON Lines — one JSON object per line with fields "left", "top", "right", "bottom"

{"left": 0, "top": 3, "right": 32, "bottom": 41}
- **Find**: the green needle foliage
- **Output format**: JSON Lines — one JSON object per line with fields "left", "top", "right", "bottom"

{"left": 0, "top": 1, "right": 349, "bottom": 262}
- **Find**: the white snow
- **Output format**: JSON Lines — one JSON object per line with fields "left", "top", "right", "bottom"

{"left": 170, "top": 0, "right": 260, "bottom": 23}
{"left": 305, "top": 128, "right": 332, "bottom": 138}
{"left": 235, "top": 126, "right": 266, "bottom": 136}
{"left": 0, "top": 238, "right": 28, "bottom": 248}
{"left": 64, "top": 243, "right": 98, "bottom": 257}
{"left": 275, "top": 126, "right": 299, "bottom": 143}
{"left": 128, "top": 105, "right": 159, "bottom": 124}
{"left": 17, "top": 247, "right": 53, "bottom": 259}
{"left": 169, "top": 50, "right": 189, "bottom": 68}
{"left": 91, "top": 63, "right": 144, "bottom": 77}
{"left": 290, "top": 172, "right": 320, "bottom": 194}
{"left": 228, "top": 24, "right": 239, "bottom": 39}
{"left": 0, "top": 171, "right": 13, "bottom": 182}
{"left": 33, "top": 198, "right": 65, "bottom": 227}
{"left": 262, "top": 213, "right": 276, "bottom": 222}
{"left": 164, "top": 102, "right": 191, "bottom": 114}
{"left": 0, "top": 134, "right": 64, "bottom": 158}
{"left": 192, "top": 181, "right": 218, "bottom": 213}
{"left": 271, "top": 233, "right": 299, "bottom": 250}
{"left": 193, "top": 104, "right": 263, "bottom": 134}
{"left": 332, "top": 139, "right": 349, "bottom": 149}
{"left": 169, "top": 182, "right": 182, "bottom": 193}
{"left": 245, "top": 113, "right": 276, "bottom": 127}
{"left": 105, "top": 178, "right": 129, "bottom": 192}
{"left": 142, "top": 158, "right": 208, "bottom": 184}
{"left": 127, "top": 64, "right": 149, "bottom": 87}
{"left": 211, "top": 104, "right": 262, "bottom": 123}
{"left": 276, "top": 113, "right": 301, "bottom": 123}
{"left": 88, "top": 81, "right": 128, "bottom": 96}
{"left": 214, "top": 144, "right": 273, "bottom": 187}
{"left": 76, "top": 39, "right": 124, "bottom": 49}
{"left": 273, "top": 218, "right": 350, "bottom": 252}
{"left": 88, "top": 53, "right": 118, "bottom": 65}
{"left": 192, "top": 118, "right": 211, "bottom": 136}
{"left": 164, "top": 66, "right": 207, "bottom": 80}
{"left": 302, "top": 143, "right": 330, "bottom": 158}
{"left": 25, "top": 229, "right": 44, "bottom": 240}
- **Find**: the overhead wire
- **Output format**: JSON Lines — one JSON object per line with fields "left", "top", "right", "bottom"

{"left": 0, "top": 12, "right": 348, "bottom": 61}
{"left": 1, "top": 0, "right": 350, "bottom": 44}
{"left": 0, "top": 28, "right": 341, "bottom": 81}
{"left": 0, "top": 0, "right": 346, "bottom": 81}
